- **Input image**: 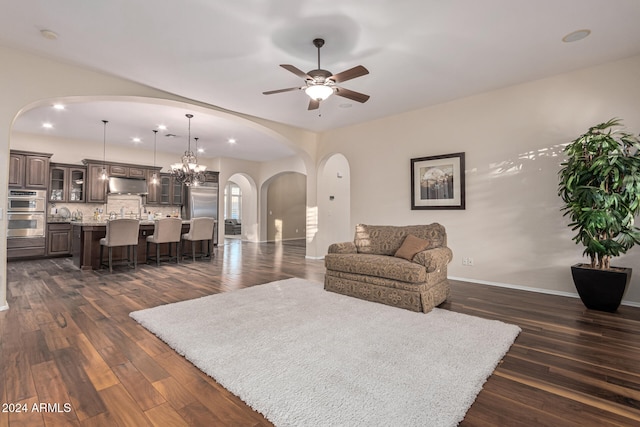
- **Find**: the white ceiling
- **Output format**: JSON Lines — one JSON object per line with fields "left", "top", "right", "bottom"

{"left": 3, "top": 0, "right": 640, "bottom": 160}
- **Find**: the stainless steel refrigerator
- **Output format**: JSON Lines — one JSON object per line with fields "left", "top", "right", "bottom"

{"left": 182, "top": 182, "right": 219, "bottom": 244}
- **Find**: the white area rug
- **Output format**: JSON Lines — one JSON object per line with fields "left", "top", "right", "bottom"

{"left": 130, "top": 278, "right": 521, "bottom": 427}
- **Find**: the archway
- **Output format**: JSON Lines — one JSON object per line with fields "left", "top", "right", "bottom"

{"left": 224, "top": 173, "right": 257, "bottom": 242}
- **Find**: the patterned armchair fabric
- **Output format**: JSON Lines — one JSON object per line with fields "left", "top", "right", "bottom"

{"left": 324, "top": 223, "right": 452, "bottom": 313}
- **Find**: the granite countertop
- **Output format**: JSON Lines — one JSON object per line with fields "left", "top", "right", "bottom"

{"left": 69, "top": 218, "right": 191, "bottom": 226}
{"left": 48, "top": 217, "right": 73, "bottom": 223}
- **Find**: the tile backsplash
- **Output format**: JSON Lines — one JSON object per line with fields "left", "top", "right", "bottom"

{"left": 106, "top": 194, "right": 142, "bottom": 218}
{"left": 48, "top": 195, "right": 178, "bottom": 220}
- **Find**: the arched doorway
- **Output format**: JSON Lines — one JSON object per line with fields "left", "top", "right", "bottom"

{"left": 223, "top": 173, "right": 257, "bottom": 242}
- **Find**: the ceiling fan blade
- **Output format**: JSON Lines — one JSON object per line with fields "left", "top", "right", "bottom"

{"left": 308, "top": 99, "right": 320, "bottom": 110}
{"left": 329, "top": 65, "right": 369, "bottom": 83}
{"left": 335, "top": 87, "right": 370, "bottom": 103}
{"left": 263, "top": 87, "right": 301, "bottom": 95}
{"left": 280, "top": 64, "right": 312, "bottom": 80}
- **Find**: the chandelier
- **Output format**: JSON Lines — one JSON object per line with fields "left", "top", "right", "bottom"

{"left": 170, "top": 113, "right": 206, "bottom": 186}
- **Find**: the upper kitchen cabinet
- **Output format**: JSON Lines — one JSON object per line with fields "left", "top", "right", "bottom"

{"left": 204, "top": 171, "right": 219, "bottom": 183}
{"left": 9, "top": 150, "right": 52, "bottom": 189}
{"left": 172, "top": 177, "right": 183, "bottom": 205}
{"left": 108, "top": 164, "right": 147, "bottom": 179}
{"left": 84, "top": 162, "right": 108, "bottom": 203}
{"left": 145, "top": 168, "right": 163, "bottom": 205}
{"left": 50, "top": 163, "right": 86, "bottom": 203}
{"left": 156, "top": 173, "right": 183, "bottom": 206}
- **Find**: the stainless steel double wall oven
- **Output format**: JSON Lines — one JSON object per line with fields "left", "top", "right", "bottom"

{"left": 7, "top": 189, "right": 46, "bottom": 238}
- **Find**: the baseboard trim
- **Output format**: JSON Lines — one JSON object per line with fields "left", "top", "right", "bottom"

{"left": 305, "top": 256, "right": 324, "bottom": 260}
{"left": 0, "top": 302, "right": 9, "bottom": 312}
{"left": 448, "top": 276, "right": 640, "bottom": 308}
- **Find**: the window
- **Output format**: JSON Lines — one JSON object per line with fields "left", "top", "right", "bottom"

{"left": 224, "top": 182, "right": 242, "bottom": 220}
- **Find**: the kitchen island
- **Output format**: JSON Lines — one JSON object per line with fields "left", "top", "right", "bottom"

{"left": 71, "top": 219, "right": 211, "bottom": 270}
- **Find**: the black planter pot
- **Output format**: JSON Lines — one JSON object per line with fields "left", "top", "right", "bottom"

{"left": 571, "top": 264, "right": 632, "bottom": 312}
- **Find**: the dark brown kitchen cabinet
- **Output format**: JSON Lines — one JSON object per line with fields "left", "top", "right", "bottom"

{"left": 204, "top": 171, "right": 219, "bottom": 184}
{"left": 47, "top": 223, "right": 72, "bottom": 256}
{"left": 86, "top": 163, "right": 108, "bottom": 203}
{"left": 9, "top": 153, "right": 25, "bottom": 187}
{"left": 50, "top": 163, "right": 86, "bottom": 203}
{"left": 108, "top": 164, "right": 128, "bottom": 177}
{"left": 109, "top": 164, "right": 147, "bottom": 178}
{"left": 157, "top": 173, "right": 183, "bottom": 206}
{"left": 159, "top": 174, "right": 171, "bottom": 205}
{"left": 172, "top": 178, "right": 183, "bottom": 205}
{"left": 9, "top": 150, "right": 52, "bottom": 189}
{"left": 129, "top": 167, "right": 146, "bottom": 179}
{"left": 145, "top": 168, "right": 162, "bottom": 204}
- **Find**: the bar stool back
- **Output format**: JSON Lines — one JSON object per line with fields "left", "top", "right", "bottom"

{"left": 182, "top": 217, "right": 216, "bottom": 261}
{"left": 99, "top": 218, "right": 140, "bottom": 273}
{"left": 146, "top": 217, "right": 183, "bottom": 266}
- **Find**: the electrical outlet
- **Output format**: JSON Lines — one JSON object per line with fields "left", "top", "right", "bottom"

{"left": 462, "top": 257, "right": 474, "bottom": 266}
{"left": 468, "top": 257, "right": 474, "bottom": 266}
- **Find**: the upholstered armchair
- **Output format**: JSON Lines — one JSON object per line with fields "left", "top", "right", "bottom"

{"left": 324, "top": 223, "right": 453, "bottom": 313}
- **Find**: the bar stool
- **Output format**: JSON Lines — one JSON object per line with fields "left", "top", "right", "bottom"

{"left": 146, "top": 217, "right": 183, "bottom": 266}
{"left": 182, "top": 217, "right": 216, "bottom": 261}
{"left": 99, "top": 218, "right": 140, "bottom": 273}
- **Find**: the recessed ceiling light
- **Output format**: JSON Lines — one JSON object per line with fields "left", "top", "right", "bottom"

{"left": 53, "top": 104, "right": 65, "bottom": 110}
{"left": 132, "top": 137, "right": 141, "bottom": 143}
{"left": 197, "top": 148, "right": 204, "bottom": 153}
{"left": 158, "top": 124, "right": 167, "bottom": 130}
{"left": 40, "top": 29, "right": 58, "bottom": 40}
{"left": 42, "top": 122, "right": 53, "bottom": 129}
{"left": 228, "top": 138, "right": 236, "bottom": 144}
{"left": 562, "top": 29, "right": 591, "bottom": 43}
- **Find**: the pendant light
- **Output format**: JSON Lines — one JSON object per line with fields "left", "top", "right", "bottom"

{"left": 100, "top": 120, "right": 109, "bottom": 180}
{"left": 151, "top": 129, "right": 159, "bottom": 185}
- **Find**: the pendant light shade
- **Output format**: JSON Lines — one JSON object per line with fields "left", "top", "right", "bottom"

{"left": 151, "top": 129, "right": 158, "bottom": 185}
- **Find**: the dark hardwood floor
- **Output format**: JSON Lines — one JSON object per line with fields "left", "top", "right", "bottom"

{"left": 1, "top": 239, "right": 639, "bottom": 426}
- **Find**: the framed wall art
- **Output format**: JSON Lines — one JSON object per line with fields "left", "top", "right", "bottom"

{"left": 411, "top": 152, "right": 465, "bottom": 210}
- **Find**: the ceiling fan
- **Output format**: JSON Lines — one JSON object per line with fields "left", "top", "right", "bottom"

{"left": 263, "top": 38, "right": 370, "bottom": 110}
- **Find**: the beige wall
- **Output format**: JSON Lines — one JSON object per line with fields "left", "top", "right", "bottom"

{"left": 317, "top": 54, "right": 640, "bottom": 305}
{"left": 266, "top": 172, "right": 307, "bottom": 241}
{"left": 317, "top": 154, "right": 351, "bottom": 252}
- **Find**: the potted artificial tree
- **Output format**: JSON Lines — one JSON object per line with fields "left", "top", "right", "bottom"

{"left": 558, "top": 118, "right": 640, "bottom": 312}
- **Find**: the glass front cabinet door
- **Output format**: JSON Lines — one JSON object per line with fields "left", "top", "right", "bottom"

{"left": 49, "top": 164, "right": 86, "bottom": 203}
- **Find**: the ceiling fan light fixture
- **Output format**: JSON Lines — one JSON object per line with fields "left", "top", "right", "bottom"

{"left": 305, "top": 84, "right": 333, "bottom": 101}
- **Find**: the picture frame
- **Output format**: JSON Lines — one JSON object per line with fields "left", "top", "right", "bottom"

{"left": 411, "top": 152, "right": 465, "bottom": 210}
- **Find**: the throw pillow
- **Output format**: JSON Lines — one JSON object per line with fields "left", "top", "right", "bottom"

{"left": 394, "top": 234, "right": 430, "bottom": 261}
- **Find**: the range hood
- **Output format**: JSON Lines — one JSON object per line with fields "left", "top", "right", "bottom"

{"left": 108, "top": 177, "right": 148, "bottom": 195}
